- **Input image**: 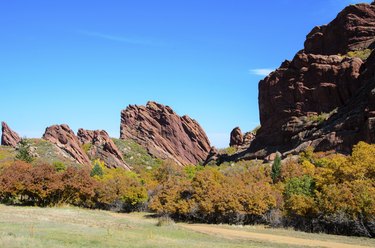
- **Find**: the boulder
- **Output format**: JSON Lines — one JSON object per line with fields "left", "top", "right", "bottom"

{"left": 229, "top": 127, "right": 243, "bottom": 147}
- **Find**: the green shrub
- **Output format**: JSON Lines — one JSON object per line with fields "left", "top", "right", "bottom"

{"left": 284, "top": 175, "right": 315, "bottom": 198}
{"left": 15, "top": 139, "right": 33, "bottom": 163}
{"left": 53, "top": 161, "right": 67, "bottom": 172}
{"left": 156, "top": 216, "right": 175, "bottom": 227}
{"left": 82, "top": 143, "right": 92, "bottom": 155}
{"left": 308, "top": 108, "right": 337, "bottom": 125}
{"left": 346, "top": 49, "right": 373, "bottom": 60}
{"left": 91, "top": 160, "right": 104, "bottom": 178}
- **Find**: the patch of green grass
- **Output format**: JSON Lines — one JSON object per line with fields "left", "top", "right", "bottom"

{"left": 219, "top": 146, "right": 237, "bottom": 156}
{"left": 224, "top": 224, "right": 375, "bottom": 247}
{"left": 29, "top": 139, "right": 78, "bottom": 167}
{"left": 82, "top": 143, "right": 92, "bottom": 155}
{"left": 113, "top": 139, "right": 163, "bottom": 172}
{"left": 307, "top": 108, "right": 338, "bottom": 125}
{"left": 345, "top": 49, "right": 373, "bottom": 60}
{"left": 0, "top": 146, "right": 15, "bottom": 161}
{"left": 0, "top": 205, "right": 310, "bottom": 248}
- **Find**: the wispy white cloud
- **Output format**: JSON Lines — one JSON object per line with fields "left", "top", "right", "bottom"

{"left": 77, "top": 30, "right": 163, "bottom": 46}
{"left": 249, "top": 68, "right": 274, "bottom": 76}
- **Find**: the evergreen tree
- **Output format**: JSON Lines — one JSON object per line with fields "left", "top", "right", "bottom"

{"left": 90, "top": 161, "right": 104, "bottom": 178}
{"left": 15, "top": 138, "right": 33, "bottom": 163}
{"left": 271, "top": 154, "right": 282, "bottom": 183}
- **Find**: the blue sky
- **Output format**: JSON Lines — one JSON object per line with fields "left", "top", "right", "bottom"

{"left": 0, "top": 0, "right": 371, "bottom": 148}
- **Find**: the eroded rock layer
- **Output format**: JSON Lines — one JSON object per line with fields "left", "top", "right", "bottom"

{"left": 214, "top": 2, "right": 375, "bottom": 163}
{"left": 43, "top": 124, "right": 91, "bottom": 165}
{"left": 120, "top": 101, "right": 211, "bottom": 165}
{"left": 77, "top": 129, "right": 131, "bottom": 170}
{"left": 1, "top": 122, "right": 21, "bottom": 148}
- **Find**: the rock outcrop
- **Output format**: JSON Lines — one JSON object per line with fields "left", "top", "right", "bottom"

{"left": 120, "top": 101, "right": 211, "bottom": 165}
{"left": 43, "top": 124, "right": 91, "bottom": 165}
{"left": 212, "top": 2, "right": 375, "bottom": 163}
{"left": 77, "top": 129, "right": 131, "bottom": 170}
{"left": 229, "top": 127, "right": 243, "bottom": 147}
{"left": 229, "top": 127, "right": 255, "bottom": 148}
{"left": 204, "top": 146, "right": 220, "bottom": 166}
{"left": 304, "top": 3, "right": 375, "bottom": 55}
{"left": 254, "top": 53, "right": 363, "bottom": 155}
{"left": 1, "top": 122, "right": 21, "bottom": 148}
{"left": 242, "top": 132, "right": 255, "bottom": 147}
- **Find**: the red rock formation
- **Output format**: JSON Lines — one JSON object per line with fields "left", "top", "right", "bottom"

{"left": 120, "top": 101, "right": 211, "bottom": 165}
{"left": 1, "top": 122, "right": 21, "bottom": 147}
{"left": 203, "top": 146, "right": 220, "bottom": 165}
{"left": 77, "top": 129, "right": 131, "bottom": 170}
{"left": 257, "top": 53, "right": 363, "bottom": 149}
{"left": 213, "top": 2, "right": 375, "bottom": 163}
{"left": 43, "top": 124, "right": 91, "bottom": 165}
{"left": 229, "top": 127, "right": 243, "bottom": 147}
{"left": 305, "top": 3, "right": 375, "bottom": 55}
{"left": 248, "top": 2, "right": 375, "bottom": 159}
{"left": 242, "top": 132, "right": 255, "bottom": 146}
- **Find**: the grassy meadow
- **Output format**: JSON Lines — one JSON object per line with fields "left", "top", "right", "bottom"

{"left": 0, "top": 204, "right": 374, "bottom": 248}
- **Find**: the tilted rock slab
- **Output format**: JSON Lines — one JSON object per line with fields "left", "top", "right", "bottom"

{"left": 120, "top": 101, "right": 211, "bottom": 166}
{"left": 77, "top": 129, "right": 131, "bottom": 170}
{"left": 43, "top": 124, "right": 91, "bottom": 165}
{"left": 1, "top": 122, "right": 21, "bottom": 147}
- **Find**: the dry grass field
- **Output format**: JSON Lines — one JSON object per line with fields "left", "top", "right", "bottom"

{"left": 1, "top": 205, "right": 375, "bottom": 248}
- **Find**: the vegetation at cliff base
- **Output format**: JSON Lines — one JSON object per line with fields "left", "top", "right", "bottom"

{"left": 0, "top": 142, "right": 375, "bottom": 237}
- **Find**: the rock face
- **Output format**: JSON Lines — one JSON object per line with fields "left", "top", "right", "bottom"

{"left": 1, "top": 122, "right": 21, "bottom": 147}
{"left": 254, "top": 53, "right": 363, "bottom": 154}
{"left": 77, "top": 129, "right": 131, "bottom": 170}
{"left": 305, "top": 3, "right": 375, "bottom": 55}
{"left": 204, "top": 146, "right": 220, "bottom": 166}
{"left": 242, "top": 132, "right": 255, "bottom": 146}
{"left": 120, "top": 101, "right": 211, "bottom": 165}
{"left": 216, "top": 2, "right": 375, "bottom": 163}
{"left": 43, "top": 124, "right": 91, "bottom": 165}
{"left": 229, "top": 127, "right": 243, "bottom": 147}
{"left": 229, "top": 127, "right": 255, "bottom": 148}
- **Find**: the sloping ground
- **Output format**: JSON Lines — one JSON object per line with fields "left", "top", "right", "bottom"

{"left": 0, "top": 205, "right": 298, "bottom": 248}
{"left": 0, "top": 205, "right": 374, "bottom": 248}
{"left": 112, "top": 138, "right": 163, "bottom": 172}
{"left": 0, "top": 146, "right": 16, "bottom": 166}
{"left": 29, "top": 139, "right": 81, "bottom": 167}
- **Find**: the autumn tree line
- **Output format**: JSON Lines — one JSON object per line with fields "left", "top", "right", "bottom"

{"left": 0, "top": 141, "right": 374, "bottom": 237}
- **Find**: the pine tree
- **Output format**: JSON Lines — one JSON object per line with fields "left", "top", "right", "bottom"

{"left": 271, "top": 154, "right": 282, "bottom": 183}
{"left": 15, "top": 138, "right": 34, "bottom": 163}
{"left": 90, "top": 161, "right": 104, "bottom": 178}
